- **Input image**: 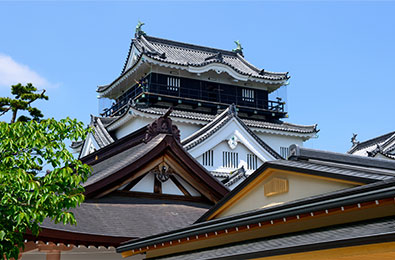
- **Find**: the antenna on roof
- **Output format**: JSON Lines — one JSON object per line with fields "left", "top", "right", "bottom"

{"left": 135, "top": 21, "right": 147, "bottom": 38}
{"left": 232, "top": 40, "right": 244, "bottom": 57}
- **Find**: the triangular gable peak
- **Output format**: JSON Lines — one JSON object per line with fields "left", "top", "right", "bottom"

{"left": 83, "top": 110, "right": 228, "bottom": 203}
{"left": 197, "top": 145, "right": 395, "bottom": 222}
{"left": 182, "top": 105, "right": 282, "bottom": 176}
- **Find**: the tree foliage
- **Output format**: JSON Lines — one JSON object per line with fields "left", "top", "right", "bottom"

{"left": 0, "top": 83, "right": 48, "bottom": 123}
{"left": 0, "top": 84, "right": 91, "bottom": 259}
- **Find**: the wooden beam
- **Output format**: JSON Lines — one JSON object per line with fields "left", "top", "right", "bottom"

{"left": 114, "top": 190, "right": 209, "bottom": 203}
{"left": 154, "top": 175, "right": 162, "bottom": 194}
{"left": 94, "top": 156, "right": 164, "bottom": 198}
{"left": 170, "top": 175, "right": 191, "bottom": 196}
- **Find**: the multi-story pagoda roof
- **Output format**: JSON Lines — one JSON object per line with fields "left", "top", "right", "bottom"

{"left": 97, "top": 34, "right": 289, "bottom": 96}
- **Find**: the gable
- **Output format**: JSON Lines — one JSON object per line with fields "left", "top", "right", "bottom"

{"left": 80, "top": 132, "right": 99, "bottom": 157}
{"left": 209, "top": 168, "right": 361, "bottom": 220}
{"left": 188, "top": 118, "right": 278, "bottom": 163}
{"left": 124, "top": 44, "right": 141, "bottom": 72}
{"left": 116, "top": 160, "right": 204, "bottom": 200}
{"left": 83, "top": 133, "right": 228, "bottom": 203}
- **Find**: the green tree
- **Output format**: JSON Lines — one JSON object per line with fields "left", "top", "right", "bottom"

{"left": 0, "top": 84, "right": 91, "bottom": 259}
{"left": 0, "top": 83, "right": 48, "bottom": 123}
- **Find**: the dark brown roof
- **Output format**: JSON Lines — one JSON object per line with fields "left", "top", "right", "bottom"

{"left": 83, "top": 113, "right": 229, "bottom": 201}
{"left": 29, "top": 114, "right": 228, "bottom": 247}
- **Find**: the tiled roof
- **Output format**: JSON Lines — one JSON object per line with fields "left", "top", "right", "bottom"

{"left": 348, "top": 131, "right": 395, "bottom": 157}
{"left": 71, "top": 116, "right": 116, "bottom": 155}
{"left": 156, "top": 216, "right": 395, "bottom": 260}
{"left": 269, "top": 159, "right": 395, "bottom": 182}
{"left": 117, "top": 177, "right": 395, "bottom": 255}
{"left": 128, "top": 105, "right": 318, "bottom": 135}
{"left": 222, "top": 167, "right": 247, "bottom": 188}
{"left": 90, "top": 115, "right": 115, "bottom": 148}
{"left": 289, "top": 144, "right": 395, "bottom": 174}
{"left": 131, "top": 35, "right": 289, "bottom": 81}
{"left": 243, "top": 118, "right": 318, "bottom": 134}
{"left": 84, "top": 136, "right": 161, "bottom": 187}
{"left": 41, "top": 195, "right": 209, "bottom": 239}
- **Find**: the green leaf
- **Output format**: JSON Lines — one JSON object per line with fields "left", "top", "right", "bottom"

{"left": 0, "top": 230, "right": 6, "bottom": 240}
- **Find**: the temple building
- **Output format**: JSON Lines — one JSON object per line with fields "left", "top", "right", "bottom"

{"left": 74, "top": 23, "right": 318, "bottom": 187}
{"left": 117, "top": 146, "right": 395, "bottom": 259}
{"left": 21, "top": 113, "right": 228, "bottom": 259}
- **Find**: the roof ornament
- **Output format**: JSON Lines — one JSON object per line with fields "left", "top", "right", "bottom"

{"left": 228, "top": 104, "right": 238, "bottom": 116}
{"left": 135, "top": 21, "right": 147, "bottom": 38}
{"left": 351, "top": 133, "right": 359, "bottom": 146}
{"left": 205, "top": 52, "right": 223, "bottom": 62}
{"left": 232, "top": 40, "right": 244, "bottom": 57}
{"left": 143, "top": 107, "right": 181, "bottom": 143}
{"left": 367, "top": 144, "right": 382, "bottom": 157}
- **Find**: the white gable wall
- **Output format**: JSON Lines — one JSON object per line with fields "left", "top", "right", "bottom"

{"left": 189, "top": 118, "right": 275, "bottom": 175}
{"left": 80, "top": 132, "right": 100, "bottom": 158}
{"left": 195, "top": 141, "right": 264, "bottom": 175}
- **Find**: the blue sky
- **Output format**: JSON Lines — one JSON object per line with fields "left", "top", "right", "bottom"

{"left": 0, "top": 1, "right": 394, "bottom": 153}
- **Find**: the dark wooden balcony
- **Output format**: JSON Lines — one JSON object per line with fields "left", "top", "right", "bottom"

{"left": 101, "top": 82, "right": 286, "bottom": 119}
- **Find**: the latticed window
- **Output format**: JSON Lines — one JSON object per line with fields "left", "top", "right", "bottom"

{"left": 202, "top": 150, "right": 214, "bottom": 166}
{"left": 167, "top": 77, "right": 180, "bottom": 91}
{"left": 280, "top": 147, "right": 289, "bottom": 159}
{"left": 242, "top": 88, "right": 255, "bottom": 102}
{"left": 247, "top": 154, "right": 258, "bottom": 170}
{"left": 223, "top": 151, "right": 238, "bottom": 168}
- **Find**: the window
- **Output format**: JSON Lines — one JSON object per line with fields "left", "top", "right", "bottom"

{"left": 202, "top": 150, "right": 214, "bottom": 166}
{"left": 280, "top": 147, "right": 289, "bottom": 159}
{"left": 242, "top": 88, "right": 255, "bottom": 102}
{"left": 223, "top": 151, "right": 238, "bottom": 168}
{"left": 167, "top": 77, "right": 180, "bottom": 91}
{"left": 247, "top": 154, "right": 258, "bottom": 170}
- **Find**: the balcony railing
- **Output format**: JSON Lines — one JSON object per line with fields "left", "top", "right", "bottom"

{"left": 101, "top": 82, "right": 285, "bottom": 117}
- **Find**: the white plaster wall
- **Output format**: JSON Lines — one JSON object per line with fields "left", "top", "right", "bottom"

{"left": 115, "top": 116, "right": 201, "bottom": 140}
{"left": 218, "top": 171, "right": 356, "bottom": 218}
{"left": 130, "top": 172, "right": 155, "bottom": 193}
{"left": 255, "top": 132, "right": 304, "bottom": 157}
{"left": 115, "top": 116, "right": 153, "bottom": 140}
{"left": 196, "top": 141, "right": 263, "bottom": 175}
